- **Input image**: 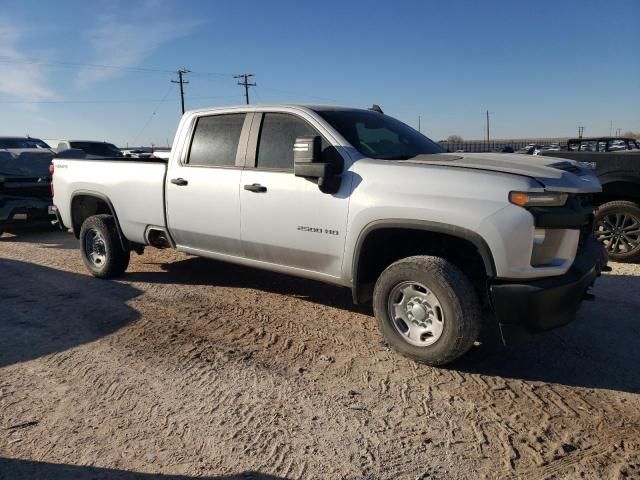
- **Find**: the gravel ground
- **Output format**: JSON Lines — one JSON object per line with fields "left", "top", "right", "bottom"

{"left": 1, "top": 229, "right": 639, "bottom": 480}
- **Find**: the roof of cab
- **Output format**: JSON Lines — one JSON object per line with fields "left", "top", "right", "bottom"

{"left": 185, "top": 104, "right": 368, "bottom": 115}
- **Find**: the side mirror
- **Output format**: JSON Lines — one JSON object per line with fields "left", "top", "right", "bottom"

{"left": 293, "top": 135, "right": 321, "bottom": 164}
{"left": 294, "top": 135, "right": 326, "bottom": 178}
{"left": 293, "top": 136, "right": 342, "bottom": 193}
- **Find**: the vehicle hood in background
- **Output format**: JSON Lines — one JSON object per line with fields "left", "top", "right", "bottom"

{"left": 403, "top": 152, "right": 601, "bottom": 193}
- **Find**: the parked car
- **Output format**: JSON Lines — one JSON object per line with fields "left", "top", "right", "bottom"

{"left": 0, "top": 136, "right": 52, "bottom": 150}
{"left": 122, "top": 148, "right": 153, "bottom": 159}
{"left": 542, "top": 137, "right": 640, "bottom": 262}
{"left": 0, "top": 146, "right": 55, "bottom": 235}
{"left": 567, "top": 137, "right": 639, "bottom": 152}
{"left": 151, "top": 149, "right": 171, "bottom": 160}
{"left": 52, "top": 104, "right": 606, "bottom": 365}
{"left": 516, "top": 144, "right": 542, "bottom": 155}
{"left": 45, "top": 139, "right": 123, "bottom": 158}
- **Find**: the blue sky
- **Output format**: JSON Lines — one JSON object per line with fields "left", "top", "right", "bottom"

{"left": 0, "top": 0, "right": 638, "bottom": 146}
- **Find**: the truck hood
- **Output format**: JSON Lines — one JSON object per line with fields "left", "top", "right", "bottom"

{"left": 403, "top": 152, "right": 601, "bottom": 193}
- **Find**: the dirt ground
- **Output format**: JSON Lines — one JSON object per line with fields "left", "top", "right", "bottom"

{"left": 1, "top": 229, "right": 639, "bottom": 480}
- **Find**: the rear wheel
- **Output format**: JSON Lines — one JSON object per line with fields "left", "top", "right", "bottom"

{"left": 594, "top": 201, "right": 640, "bottom": 262}
{"left": 373, "top": 255, "right": 482, "bottom": 366}
{"left": 80, "top": 214, "right": 130, "bottom": 278}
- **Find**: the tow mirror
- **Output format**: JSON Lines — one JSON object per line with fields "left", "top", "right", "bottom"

{"left": 293, "top": 135, "right": 342, "bottom": 193}
{"left": 294, "top": 135, "right": 327, "bottom": 178}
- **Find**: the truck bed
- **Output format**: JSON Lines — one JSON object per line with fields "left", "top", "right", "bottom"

{"left": 53, "top": 158, "right": 167, "bottom": 244}
{"left": 541, "top": 151, "right": 640, "bottom": 180}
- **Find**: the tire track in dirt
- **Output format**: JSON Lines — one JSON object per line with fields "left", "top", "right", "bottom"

{"left": 1, "top": 230, "right": 639, "bottom": 479}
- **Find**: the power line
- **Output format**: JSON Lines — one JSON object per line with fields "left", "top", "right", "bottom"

{"left": 0, "top": 56, "right": 235, "bottom": 77}
{"left": 234, "top": 73, "right": 256, "bottom": 105}
{"left": 0, "top": 94, "right": 240, "bottom": 104}
{"left": 171, "top": 69, "right": 190, "bottom": 114}
{"left": 0, "top": 56, "right": 174, "bottom": 74}
{"left": 131, "top": 85, "right": 174, "bottom": 146}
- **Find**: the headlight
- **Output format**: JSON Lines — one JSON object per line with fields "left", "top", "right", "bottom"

{"left": 509, "top": 191, "right": 568, "bottom": 207}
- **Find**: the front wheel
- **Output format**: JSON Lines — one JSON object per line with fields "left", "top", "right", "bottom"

{"left": 80, "top": 214, "right": 130, "bottom": 278}
{"left": 373, "top": 255, "right": 482, "bottom": 366}
{"left": 594, "top": 201, "right": 640, "bottom": 263}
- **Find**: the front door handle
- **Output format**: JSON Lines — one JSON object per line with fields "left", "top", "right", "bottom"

{"left": 244, "top": 183, "right": 267, "bottom": 193}
{"left": 171, "top": 178, "right": 188, "bottom": 186}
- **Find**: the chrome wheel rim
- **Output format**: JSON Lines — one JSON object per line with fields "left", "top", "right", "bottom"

{"left": 387, "top": 281, "right": 445, "bottom": 347}
{"left": 85, "top": 229, "right": 107, "bottom": 268}
{"left": 595, "top": 212, "right": 640, "bottom": 255}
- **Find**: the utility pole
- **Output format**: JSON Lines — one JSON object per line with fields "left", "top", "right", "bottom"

{"left": 418, "top": 115, "right": 421, "bottom": 133}
{"left": 486, "top": 110, "right": 490, "bottom": 143}
{"left": 234, "top": 73, "right": 256, "bottom": 104}
{"left": 171, "top": 69, "right": 190, "bottom": 114}
{"left": 578, "top": 126, "right": 585, "bottom": 139}
{"left": 610, "top": 120, "right": 613, "bottom": 137}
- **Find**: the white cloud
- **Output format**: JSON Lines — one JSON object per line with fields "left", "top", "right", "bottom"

{"left": 75, "top": 12, "right": 201, "bottom": 88}
{"left": 0, "top": 19, "right": 56, "bottom": 101}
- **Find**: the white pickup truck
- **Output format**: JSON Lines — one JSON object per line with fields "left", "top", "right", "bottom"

{"left": 52, "top": 105, "right": 607, "bottom": 365}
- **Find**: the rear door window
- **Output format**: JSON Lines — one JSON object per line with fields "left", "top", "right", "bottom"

{"left": 188, "top": 113, "right": 246, "bottom": 167}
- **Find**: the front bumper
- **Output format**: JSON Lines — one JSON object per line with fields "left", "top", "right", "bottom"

{"left": 490, "top": 236, "right": 606, "bottom": 335}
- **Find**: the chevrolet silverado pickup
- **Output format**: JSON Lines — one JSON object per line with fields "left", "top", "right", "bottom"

{"left": 52, "top": 105, "right": 606, "bottom": 365}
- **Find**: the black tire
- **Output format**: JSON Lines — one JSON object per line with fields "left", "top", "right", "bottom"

{"left": 373, "top": 255, "right": 482, "bottom": 366}
{"left": 79, "top": 214, "right": 130, "bottom": 278}
{"left": 594, "top": 201, "right": 640, "bottom": 263}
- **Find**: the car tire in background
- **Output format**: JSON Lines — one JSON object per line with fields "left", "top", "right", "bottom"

{"left": 594, "top": 201, "right": 640, "bottom": 263}
{"left": 79, "top": 214, "right": 130, "bottom": 278}
{"left": 373, "top": 255, "right": 482, "bottom": 366}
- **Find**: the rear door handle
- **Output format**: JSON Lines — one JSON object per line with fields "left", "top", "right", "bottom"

{"left": 171, "top": 178, "right": 188, "bottom": 186}
{"left": 244, "top": 183, "right": 267, "bottom": 193}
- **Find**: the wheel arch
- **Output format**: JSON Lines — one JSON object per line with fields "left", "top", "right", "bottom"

{"left": 70, "top": 191, "right": 128, "bottom": 250}
{"left": 597, "top": 176, "right": 640, "bottom": 205}
{"left": 350, "top": 220, "right": 496, "bottom": 305}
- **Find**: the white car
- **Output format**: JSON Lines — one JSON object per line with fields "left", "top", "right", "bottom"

{"left": 45, "top": 140, "right": 123, "bottom": 159}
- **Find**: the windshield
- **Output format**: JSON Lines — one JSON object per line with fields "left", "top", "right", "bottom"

{"left": 70, "top": 142, "right": 123, "bottom": 157}
{"left": 0, "top": 151, "right": 53, "bottom": 177}
{"left": 315, "top": 109, "right": 444, "bottom": 159}
{"left": 0, "top": 137, "right": 51, "bottom": 149}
